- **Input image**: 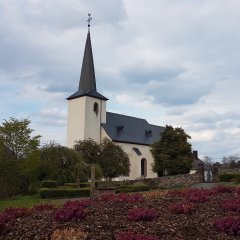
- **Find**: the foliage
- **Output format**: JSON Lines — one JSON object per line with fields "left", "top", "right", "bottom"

{"left": 0, "top": 117, "right": 41, "bottom": 159}
{"left": 212, "top": 185, "right": 235, "bottom": 194}
{"left": 74, "top": 138, "right": 130, "bottom": 180}
{"left": 220, "top": 198, "right": 240, "bottom": 212}
{"left": 54, "top": 199, "right": 91, "bottom": 222}
{"left": 32, "top": 204, "right": 55, "bottom": 212}
{"left": 41, "top": 180, "right": 58, "bottom": 188}
{"left": 151, "top": 125, "right": 194, "bottom": 176}
{"left": 39, "top": 187, "right": 90, "bottom": 198}
{"left": 169, "top": 202, "right": 193, "bottom": 214}
{"left": 40, "top": 142, "right": 87, "bottom": 185}
{"left": 99, "top": 138, "right": 130, "bottom": 179}
{"left": 183, "top": 189, "right": 210, "bottom": 203}
{"left": 0, "top": 141, "right": 21, "bottom": 199}
{"left": 116, "top": 231, "right": 160, "bottom": 240}
{"left": 74, "top": 139, "right": 101, "bottom": 164}
{"left": 127, "top": 207, "right": 158, "bottom": 221}
{"left": 116, "top": 184, "right": 149, "bottom": 193}
{"left": 213, "top": 216, "right": 240, "bottom": 236}
{"left": 222, "top": 154, "right": 240, "bottom": 169}
{"left": 220, "top": 174, "right": 240, "bottom": 183}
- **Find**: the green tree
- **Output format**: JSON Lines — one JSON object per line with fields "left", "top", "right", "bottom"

{"left": 0, "top": 140, "right": 21, "bottom": 199}
{"left": 40, "top": 142, "right": 86, "bottom": 185}
{"left": 151, "top": 125, "right": 194, "bottom": 176}
{"left": 0, "top": 117, "right": 41, "bottom": 159}
{"left": 99, "top": 138, "right": 130, "bottom": 180}
{"left": 74, "top": 139, "right": 101, "bottom": 164}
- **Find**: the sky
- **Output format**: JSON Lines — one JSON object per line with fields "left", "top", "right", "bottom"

{"left": 0, "top": 0, "right": 240, "bottom": 161}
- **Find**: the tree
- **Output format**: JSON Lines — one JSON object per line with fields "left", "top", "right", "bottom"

{"left": 222, "top": 154, "right": 240, "bottom": 169}
{"left": 0, "top": 140, "right": 21, "bottom": 199}
{"left": 74, "top": 139, "right": 101, "bottom": 164}
{"left": 74, "top": 138, "right": 130, "bottom": 180}
{"left": 151, "top": 125, "right": 194, "bottom": 176}
{"left": 40, "top": 142, "right": 86, "bottom": 185}
{"left": 203, "top": 156, "right": 214, "bottom": 166}
{"left": 99, "top": 138, "right": 130, "bottom": 180}
{"left": 0, "top": 117, "right": 41, "bottom": 159}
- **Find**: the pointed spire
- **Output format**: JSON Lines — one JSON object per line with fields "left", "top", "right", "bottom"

{"left": 67, "top": 15, "right": 108, "bottom": 101}
{"left": 78, "top": 31, "right": 96, "bottom": 92}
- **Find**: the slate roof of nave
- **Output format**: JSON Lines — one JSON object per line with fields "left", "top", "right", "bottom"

{"left": 102, "top": 112, "right": 165, "bottom": 146}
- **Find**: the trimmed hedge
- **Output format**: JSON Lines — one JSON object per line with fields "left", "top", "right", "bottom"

{"left": 220, "top": 174, "right": 240, "bottom": 183}
{"left": 40, "top": 187, "right": 90, "bottom": 198}
{"left": 41, "top": 180, "right": 58, "bottom": 188}
{"left": 64, "top": 182, "right": 91, "bottom": 188}
{"left": 116, "top": 184, "right": 149, "bottom": 193}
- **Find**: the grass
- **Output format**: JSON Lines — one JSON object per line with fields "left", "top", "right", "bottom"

{"left": 0, "top": 194, "right": 62, "bottom": 212}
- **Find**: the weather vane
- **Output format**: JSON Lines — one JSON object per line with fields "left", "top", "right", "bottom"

{"left": 87, "top": 13, "right": 92, "bottom": 29}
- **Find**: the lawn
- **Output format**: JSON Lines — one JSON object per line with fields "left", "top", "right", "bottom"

{"left": 1, "top": 185, "right": 240, "bottom": 240}
{"left": 0, "top": 195, "right": 62, "bottom": 212}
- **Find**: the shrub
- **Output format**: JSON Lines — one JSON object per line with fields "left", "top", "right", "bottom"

{"left": 64, "top": 183, "right": 78, "bottom": 188}
{"left": 54, "top": 200, "right": 90, "bottom": 222}
{"left": 213, "top": 216, "right": 240, "bottom": 236}
{"left": 212, "top": 185, "right": 234, "bottom": 194}
{"left": 220, "top": 199, "right": 240, "bottom": 212}
{"left": 39, "top": 187, "right": 90, "bottom": 198}
{"left": 219, "top": 174, "right": 240, "bottom": 183}
{"left": 169, "top": 202, "right": 193, "bottom": 214}
{"left": 116, "top": 231, "right": 160, "bottom": 240}
{"left": 127, "top": 208, "right": 158, "bottom": 221}
{"left": 183, "top": 189, "right": 210, "bottom": 203}
{"left": 32, "top": 204, "right": 55, "bottom": 212}
{"left": 41, "top": 180, "right": 58, "bottom": 188}
{"left": 116, "top": 184, "right": 149, "bottom": 193}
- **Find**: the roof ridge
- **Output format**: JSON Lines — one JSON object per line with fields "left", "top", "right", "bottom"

{"left": 107, "top": 111, "right": 147, "bottom": 122}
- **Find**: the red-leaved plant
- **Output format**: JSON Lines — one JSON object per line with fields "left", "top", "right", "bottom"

{"left": 127, "top": 208, "right": 158, "bottom": 221}
{"left": 116, "top": 231, "right": 160, "bottom": 240}
{"left": 54, "top": 200, "right": 91, "bottom": 223}
{"left": 213, "top": 216, "right": 240, "bottom": 236}
{"left": 220, "top": 198, "right": 240, "bottom": 212}
{"left": 169, "top": 202, "right": 193, "bottom": 214}
{"left": 213, "top": 185, "right": 234, "bottom": 194}
{"left": 0, "top": 207, "right": 29, "bottom": 235}
{"left": 32, "top": 204, "right": 55, "bottom": 212}
{"left": 183, "top": 189, "right": 210, "bottom": 203}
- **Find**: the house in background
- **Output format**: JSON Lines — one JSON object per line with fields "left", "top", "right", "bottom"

{"left": 66, "top": 27, "right": 165, "bottom": 180}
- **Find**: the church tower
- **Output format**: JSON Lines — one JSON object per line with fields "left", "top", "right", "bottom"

{"left": 66, "top": 17, "right": 108, "bottom": 148}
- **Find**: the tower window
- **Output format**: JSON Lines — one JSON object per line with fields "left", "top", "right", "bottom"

{"left": 93, "top": 102, "right": 99, "bottom": 114}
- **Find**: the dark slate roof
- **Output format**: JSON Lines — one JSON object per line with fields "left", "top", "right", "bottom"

{"left": 67, "top": 30, "right": 107, "bottom": 101}
{"left": 102, "top": 112, "right": 165, "bottom": 145}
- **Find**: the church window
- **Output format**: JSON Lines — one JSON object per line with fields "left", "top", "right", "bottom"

{"left": 93, "top": 102, "right": 99, "bottom": 114}
{"left": 141, "top": 158, "right": 147, "bottom": 178}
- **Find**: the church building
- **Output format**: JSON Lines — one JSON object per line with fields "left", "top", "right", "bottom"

{"left": 66, "top": 23, "right": 165, "bottom": 180}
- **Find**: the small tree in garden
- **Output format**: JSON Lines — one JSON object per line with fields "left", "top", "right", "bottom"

{"left": 100, "top": 138, "right": 130, "bottom": 180}
{"left": 151, "top": 125, "right": 194, "bottom": 176}
{"left": 74, "top": 139, "right": 101, "bottom": 164}
{"left": 40, "top": 142, "right": 87, "bottom": 185}
{"left": 0, "top": 117, "right": 41, "bottom": 159}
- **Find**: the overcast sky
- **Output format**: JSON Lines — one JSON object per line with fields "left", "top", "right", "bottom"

{"left": 0, "top": 0, "right": 240, "bottom": 161}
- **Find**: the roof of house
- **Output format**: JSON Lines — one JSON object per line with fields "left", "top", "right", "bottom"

{"left": 67, "top": 31, "right": 108, "bottom": 101}
{"left": 102, "top": 112, "right": 165, "bottom": 145}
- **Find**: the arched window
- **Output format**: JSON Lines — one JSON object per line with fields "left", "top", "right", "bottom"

{"left": 141, "top": 158, "right": 147, "bottom": 178}
{"left": 93, "top": 102, "right": 99, "bottom": 114}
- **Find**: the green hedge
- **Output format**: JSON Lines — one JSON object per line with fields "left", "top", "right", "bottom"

{"left": 41, "top": 180, "right": 58, "bottom": 188}
{"left": 64, "top": 182, "right": 91, "bottom": 188}
{"left": 116, "top": 184, "right": 149, "bottom": 193}
{"left": 39, "top": 187, "right": 90, "bottom": 198}
{"left": 220, "top": 174, "right": 240, "bottom": 183}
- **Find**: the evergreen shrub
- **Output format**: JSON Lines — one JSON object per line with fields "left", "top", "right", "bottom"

{"left": 219, "top": 174, "right": 240, "bottom": 182}
{"left": 116, "top": 184, "right": 149, "bottom": 193}
{"left": 41, "top": 180, "right": 58, "bottom": 188}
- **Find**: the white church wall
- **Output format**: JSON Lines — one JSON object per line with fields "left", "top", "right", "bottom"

{"left": 67, "top": 97, "right": 86, "bottom": 148}
{"left": 101, "top": 129, "right": 157, "bottom": 180}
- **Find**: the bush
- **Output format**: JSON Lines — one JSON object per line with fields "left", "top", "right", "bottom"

{"left": 41, "top": 180, "right": 58, "bottom": 188}
{"left": 220, "top": 199, "right": 240, "bottom": 212}
{"left": 39, "top": 187, "right": 90, "bottom": 198}
{"left": 116, "top": 231, "right": 160, "bottom": 240}
{"left": 169, "top": 202, "right": 193, "bottom": 214}
{"left": 64, "top": 182, "right": 90, "bottom": 188}
{"left": 183, "top": 189, "right": 210, "bottom": 203}
{"left": 220, "top": 174, "right": 240, "bottom": 183}
{"left": 127, "top": 208, "right": 158, "bottom": 221}
{"left": 214, "top": 216, "right": 240, "bottom": 235}
{"left": 116, "top": 184, "right": 149, "bottom": 193}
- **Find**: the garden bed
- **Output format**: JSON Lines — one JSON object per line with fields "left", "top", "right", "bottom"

{"left": 1, "top": 186, "right": 240, "bottom": 239}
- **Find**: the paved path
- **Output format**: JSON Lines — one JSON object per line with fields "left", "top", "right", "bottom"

{"left": 188, "top": 182, "right": 219, "bottom": 190}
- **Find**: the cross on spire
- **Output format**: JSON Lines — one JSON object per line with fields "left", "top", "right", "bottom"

{"left": 87, "top": 13, "right": 92, "bottom": 29}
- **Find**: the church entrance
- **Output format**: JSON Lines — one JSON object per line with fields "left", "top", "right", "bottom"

{"left": 141, "top": 158, "right": 147, "bottom": 178}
